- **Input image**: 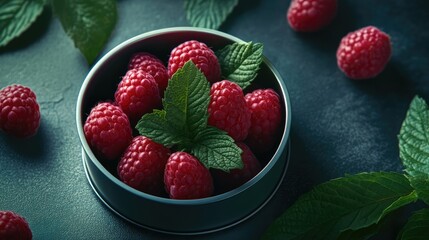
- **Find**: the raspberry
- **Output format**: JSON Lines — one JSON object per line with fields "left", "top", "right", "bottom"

{"left": 117, "top": 136, "right": 171, "bottom": 196}
{"left": 245, "top": 89, "right": 282, "bottom": 153}
{"left": 128, "top": 52, "right": 169, "bottom": 95}
{"left": 0, "top": 84, "right": 40, "bottom": 138}
{"left": 0, "top": 211, "right": 32, "bottom": 240}
{"left": 84, "top": 102, "right": 133, "bottom": 161}
{"left": 168, "top": 40, "right": 221, "bottom": 83}
{"left": 115, "top": 69, "right": 161, "bottom": 126}
{"left": 212, "top": 142, "right": 262, "bottom": 193}
{"left": 336, "top": 26, "right": 392, "bottom": 79}
{"left": 287, "top": 0, "right": 337, "bottom": 32}
{"left": 164, "top": 152, "right": 214, "bottom": 199}
{"left": 208, "top": 80, "right": 251, "bottom": 141}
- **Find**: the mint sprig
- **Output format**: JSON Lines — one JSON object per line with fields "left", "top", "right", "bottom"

{"left": 216, "top": 42, "right": 263, "bottom": 89}
{"left": 263, "top": 172, "right": 417, "bottom": 240}
{"left": 136, "top": 61, "right": 242, "bottom": 171}
{"left": 263, "top": 96, "right": 429, "bottom": 239}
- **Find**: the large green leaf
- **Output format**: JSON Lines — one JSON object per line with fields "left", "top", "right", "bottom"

{"left": 0, "top": 0, "right": 46, "bottom": 47}
{"left": 262, "top": 172, "right": 417, "bottom": 240}
{"left": 398, "top": 208, "right": 429, "bottom": 240}
{"left": 184, "top": 0, "right": 239, "bottom": 29}
{"left": 399, "top": 96, "right": 429, "bottom": 204}
{"left": 51, "top": 0, "right": 117, "bottom": 64}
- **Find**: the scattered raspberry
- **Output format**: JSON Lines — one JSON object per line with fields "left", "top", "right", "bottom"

{"left": 287, "top": 0, "right": 337, "bottom": 32}
{"left": 84, "top": 102, "right": 133, "bottom": 161}
{"left": 0, "top": 211, "right": 32, "bottom": 240}
{"left": 128, "top": 52, "right": 169, "bottom": 95}
{"left": 115, "top": 69, "right": 161, "bottom": 125}
{"left": 164, "top": 152, "right": 213, "bottom": 199}
{"left": 117, "top": 136, "right": 171, "bottom": 196}
{"left": 245, "top": 89, "right": 282, "bottom": 153}
{"left": 168, "top": 40, "right": 221, "bottom": 83}
{"left": 0, "top": 84, "right": 40, "bottom": 138}
{"left": 336, "top": 26, "right": 392, "bottom": 79}
{"left": 208, "top": 80, "right": 251, "bottom": 141}
{"left": 212, "top": 142, "right": 262, "bottom": 193}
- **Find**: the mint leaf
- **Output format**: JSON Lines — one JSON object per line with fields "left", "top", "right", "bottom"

{"left": 0, "top": 0, "right": 46, "bottom": 47}
{"left": 338, "top": 221, "right": 386, "bottom": 240}
{"left": 399, "top": 96, "right": 429, "bottom": 204}
{"left": 164, "top": 60, "right": 210, "bottom": 139}
{"left": 216, "top": 42, "right": 263, "bottom": 89}
{"left": 191, "top": 126, "right": 242, "bottom": 170}
{"left": 51, "top": 0, "right": 117, "bottom": 64}
{"left": 398, "top": 208, "right": 429, "bottom": 240}
{"left": 136, "top": 110, "right": 183, "bottom": 148}
{"left": 184, "top": 0, "right": 239, "bottom": 29}
{"left": 262, "top": 172, "right": 416, "bottom": 240}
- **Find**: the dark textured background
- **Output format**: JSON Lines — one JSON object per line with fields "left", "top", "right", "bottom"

{"left": 1, "top": 0, "right": 428, "bottom": 239}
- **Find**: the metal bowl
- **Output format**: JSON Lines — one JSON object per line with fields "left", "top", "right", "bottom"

{"left": 76, "top": 27, "right": 291, "bottom": 235}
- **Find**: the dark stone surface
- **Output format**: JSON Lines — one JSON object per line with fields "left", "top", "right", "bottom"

{"left": 1, "top": 0, "right": 428, "bottom": 239}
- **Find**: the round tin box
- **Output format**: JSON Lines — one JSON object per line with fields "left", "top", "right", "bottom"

{"left": 76, "top": 27, "right": 291, "bottom": 235}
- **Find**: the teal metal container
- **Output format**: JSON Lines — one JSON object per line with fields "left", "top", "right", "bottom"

{"left": 76, "top": 27, "right": 291, "bottom": 235}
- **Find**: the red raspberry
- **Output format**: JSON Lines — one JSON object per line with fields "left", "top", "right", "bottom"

{"left": 117, "top": 136, "right": 171, "bottom": 196}
{"left": 0, "top": 84, "right": 40, "bottom": 138}
{"left": 336, "top": 26, "right": 392, "bottom": 79}
{"left": 245, "top": 89, "right": 282, "bottom": 153}
{"left": 128, "top": 52, "right": 169, "bottom": 95}
{"left": 167, "top": 40, "right": 221, "bottom": 83}
{"left": 164, "top": 152, "right": 214, "bottom": 199}
{"left": 287, "top": 0, "right": 337, "bottom": 32}
{"left": 208, "top": 80, "right": 251, "bottom": 142}
{"left": 115, "top": 69, "right": 161, "bottom": 126}
{"left": 0, "top": 211, "right": 32, "bottom": 240}
{"left": 84, "top": 102, "right": 133, "bottom": 161}
{"left": 212, "top": 142, "right": 262, "bottom": 193}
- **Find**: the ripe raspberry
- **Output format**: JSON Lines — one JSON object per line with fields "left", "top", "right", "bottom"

{"left": 128, "top": 52, "right": 169, "bottom": 95}
{"left": 0, "top": 84, "right": 40, "bottom": 138}
{"left": 84, "top": 102, "right": 132, "bottom": 161}
{"left": 115, "top": 69, "right": 161, "bottom": 126}
{"left": 168, "top": 40, "right": 221, "bottom": 83}
{"left": 336, "top": 26, "right": 392, "bottom": 79}
{"left": 245, "top": 89, "right": 282, "bottom": 153}
{"left": 0, "top": 211, "right": 32, "bottom": 240}
{"left": 164, "top": 152, "right": 214, "bottom": 199}
{"left": 287, "top": 0, "right": 337, "bottom": 32}
{"left": 212, "top": 142, "right": 262, "bottom": 193}
{"left": 208, "top": 80, "right": 251, "bottom": 142}
{"left": 117, "top": 136, "right": 171, "bottom": 196}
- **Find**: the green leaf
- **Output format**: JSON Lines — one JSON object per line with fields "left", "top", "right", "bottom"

{"left": 184, "top": 0, "right": 239, "bottom": 30}
{"left": 0, "top": 0, "right": 46, "bottom": 47}
{"left": 338, "top": 223, "right": 381, "bottom": 240}
{"left": 399, "top": 96, "right": 429, "bottom": 204}
{"left": 51, "top": 0, "right": 117, "bottom": 64}
{"left": 262, "top": 172, "right": 416, "bottom": 240}
{"left": 163, "top": 60, "right": 210, "bottom": 138}
{"left": 191, "top": 126, "right": 242, "bottom": 171}
{"left": 216, "top": 42, "right": 263, "bottom": 89}
{"left": 136, "top": 110, "right": 183, "bottom": 148}
{"left": 398, "top": 208, "right": 429, "bottom": 240}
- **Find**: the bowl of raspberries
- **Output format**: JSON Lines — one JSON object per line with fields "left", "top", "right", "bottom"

{"left": 76, "top": 27, "right": 291, "bottom": 234}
